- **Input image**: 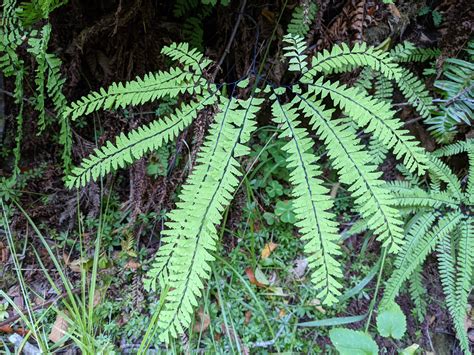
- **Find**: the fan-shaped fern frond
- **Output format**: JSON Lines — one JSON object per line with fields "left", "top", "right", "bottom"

{"left": 283, "top": 34, "right": 309, "bottom": 73}
{"left": 427, "top": 57, "right": 473, "bottom": 143}
{"left": 304, "top": 42, "right": 401, "bottom": 80}
{"left": 427, "top": 155, "right": 463, "bottom": 199}
{"left": 305, "top": 79, "right": 427, "bottom": 174}
{"left": 144, "top": 96, "right": 261, "bottom": 340}
{"left": 64, "top": 68, "right": 206, "bottom": 120}
{"left": 296, "top": 95, "right": 404, "bottom": 253}
{"left": 271, "top": 95, "right": 342, "bottom": 305}
{"left": 390, "top": 41, "right": 440, "bottom": 63}
{"left": 17, "top": 0, "right": 68, "bottom": 26}
{"left": 408, "top": 265, "right": 428, "bottom": 322}
{"left": 381, "top": 211, "right": 462, "bottom": 309}
{"left": 449, "top": 219, "right": 474, "bottom": 353}
{"left": 65, "top": 96, "right": 217, "bottom": 188}
{"left": 432, "top": 139, "right": 473, "bottom": 157}
{"left": 397, "top": 67, "right": 435, "bottom": 119}
{"left": 387, "top": 183, "right": 459, "bottom": 209}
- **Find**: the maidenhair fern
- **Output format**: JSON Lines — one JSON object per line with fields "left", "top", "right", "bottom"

{"left": 64, "top": 35, "right": 429, "bottom": 341}
{"left": 0, "top": 0, "right": 71, "bottom": 172}
{"left": 287, "top": 0, "right": 317, "bottom": 37}
{"left": 381, "top": 139, "right": 474, "bottom": 354}
{"left": 427, "top": 42, "right": 473, "bottom": 143}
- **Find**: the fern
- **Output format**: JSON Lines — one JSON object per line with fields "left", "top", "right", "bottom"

{"left": 427, "top": 52, "right": 473, "bottom": 143}
{"left": 17, "top": 0, "right": 68, "bottom": 26}
{"left": 287, "top": 0, "right": 317, "bottom": 37}
{"left": 65, "top": 35, "right": 429, "bottom": 340}
{"left": 381, "top": 140, "right": 473, "bottom": 354}
{"left": 1, "top": 0, "right": 71, "bottom": 171}
{"left": 271, "top": 94, "right": 342, "bottom": 304}
{"left": 145, "top": 95, "right": 261, "bottom": 340}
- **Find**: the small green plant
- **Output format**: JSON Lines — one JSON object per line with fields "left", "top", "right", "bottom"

{"left": 380, "top": 139, "right": 473, "bottom": 354}
{"left": 0, "top": 0, "right": 71, "bottom": 173}
{"left": 418, "top": 5, "right": 443, "bottom": 27}
{"left": 63, "top": 34, "right": 430, "bottom": 341}
{"left": 427, "top": 42, "right": 473, "bottom": 143}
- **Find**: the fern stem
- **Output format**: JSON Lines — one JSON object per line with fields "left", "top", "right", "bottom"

{"left": 364, "top": 246, "right": 388, "bottom": 332}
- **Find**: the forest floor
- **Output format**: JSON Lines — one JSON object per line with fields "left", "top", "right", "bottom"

{"left": 1, "top": 0, "right": 473, "bottom": 353}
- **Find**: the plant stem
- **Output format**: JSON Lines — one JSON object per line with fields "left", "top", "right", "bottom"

{"left": 364, "top": 247, "right": 388, "bottom": 332}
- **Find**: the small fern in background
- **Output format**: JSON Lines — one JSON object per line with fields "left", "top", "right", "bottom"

{"left": 63, "top": 33, "right": 431, "bottom": 341}
{"left": 0, "top": 0, "right": 71, "bottom": 172}
{"left": 380, "top": 139, "right": 474, "bottom": 354}
{"left": 287, "top": 0, "right": 317, "bottom": 37}
{"left": 427, "top": 42, "right": 473, "bottom": 143}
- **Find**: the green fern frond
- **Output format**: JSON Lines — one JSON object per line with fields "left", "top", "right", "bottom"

{"left": 173, "top": 0, "right": 199, "bottom": 17}
{"left": 381, "top": 211, "right": 462, "bottom": 309}
{"left": 432, "top": 139, "right": 473, "bottom": 157}
{"left": 427, "top": 155, "right": 463, "bottom": 199}
{"left": 145, "top": 96, "right": 261, "bottom": 340}
{"left": 367, "top": 137, "right": 389, "bottom": 166}
{"left": 287, "top": 0, "right": 317, "bottom": 37}
{"left": 408, "top": 265, "right": 428, "bottom": 322}
{"left": 283, "top": 34, "right": 309, "bottom": 73}
{"left": 305, "top": 78, "right": 428, "bottom": 175}
{"left": 271, "top": 95, "right": 342, "bottom": 305}
{"left": 161, "top": 42, "right": 213, "bottom": 73}
{"left": 397, "top": 67, "right": 435, "bottom": 119}
{"left": 66, "top": 96, "right": 217, "bottom": 188}
{"left": 450, "top": 218, "right": 474, "bottom": 353}
{"left": 387, "top": 183, "right": 459, "bottom": 209}
{"left": 390, "top": 41, "right": 440, "bottom": 63}
{"left": 467, "top": 143, "right": 474, "bottom": 204}
{"left": 64, "top": 68, "right": 204, "bottom": 120}
{"left": 427, "top": 56, "right": 473, "bottom": 143}
{"left": 373, "top": 76, "right": 394, "bottom": 103}
{"left": 17, "top": 0, "right": 68, "bottom": 26}
{"left": 296, "top": 95, "right": 404, "bottom": 253}
{"left": 304, "top": 42, "right": 401, "bottom": 80}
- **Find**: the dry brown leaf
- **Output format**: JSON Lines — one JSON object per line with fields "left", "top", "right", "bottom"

{"left": 49, "top": 314, "right": 68, "bottom": 343}
{"left": 244, "top": 310, "right": 252, "bottom": 325}
{"left": 261, "top": 242, "right": 278, "bottom": 259}
{"left": 388, "top": 3, "right": 401, "bottom": 18}
{"left": 245, "top": 267, "right": 266, "bottom": 287}
{"left": 125, "top": 260, "right": 141, "bottom": 270}
{"left": 193, "top": 310, "right": 211, "bottom": 333}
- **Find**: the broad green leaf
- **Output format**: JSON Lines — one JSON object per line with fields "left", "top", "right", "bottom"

{"left": 329, "top": 328, "right": 378, "bottom": 355}
{"left": 376, "top": 303, "right": 407, "bottom": 339}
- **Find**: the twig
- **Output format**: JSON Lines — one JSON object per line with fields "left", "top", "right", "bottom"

{"left": 212, "top": 0, "right": 248, "bottom": 80}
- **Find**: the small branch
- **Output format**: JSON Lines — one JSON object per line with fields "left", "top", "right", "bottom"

{"left": 212, "top": 0, "right": 248, "bottom": 80}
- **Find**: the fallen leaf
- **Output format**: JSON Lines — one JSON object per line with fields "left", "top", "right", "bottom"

{"left": 255, "top": 268, "right": 270, "bottom": 286}
{"left": 49, "top": 314, "right": 69, "bottom": 343}
{"left": 244, "top": 310, "right": 252, "bottom": 325}
{"left": 68, "top": 257, "right": 89, "bottom": 273}
{"left": 388, "top": 3, "right": 401, "bottom": 18}
{"left": 125, "top": 260, "right": 141, "bottom": 270}
{"left": 0, "top": 325, "right": 14, "bottom": 334}
{"left": 193, "top": 310, "right": 210, "bottom": 333}
{"left": 278, "top": 309, "right": 286, "bottom": 319}
{"left": 261, "top": 242, "right": 278, "bottom": 259}
{"left": 309, "top": 299, "right": 326, "bottom": 314}
{"left": 291, "top": 258, "right": 308, "bottom": 279}
{"left": 245, "top": 267, "right": 265, "bottom": 287}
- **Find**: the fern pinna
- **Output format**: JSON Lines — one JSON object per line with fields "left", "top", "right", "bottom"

{"left": 64, "top": 36, "right": 429, "bottom": 341}
{"left": 380, "top": 139, "right": 474, "bottom": 354}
